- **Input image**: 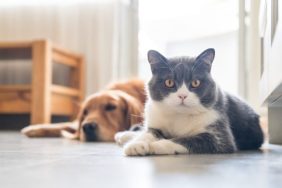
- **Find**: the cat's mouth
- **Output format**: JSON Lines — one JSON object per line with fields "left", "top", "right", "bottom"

{"left": 178, "top": 103, "right": 190, "bottom": 108}
{"left": 178, "top": 102, "right": 196, "bottom": 108}
{"left": 179, "top": 100, "right": 186, "bottom": 105}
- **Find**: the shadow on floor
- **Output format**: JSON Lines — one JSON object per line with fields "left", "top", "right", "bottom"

{"left": 0, "top": 114, "right": 70, "bottom": 130}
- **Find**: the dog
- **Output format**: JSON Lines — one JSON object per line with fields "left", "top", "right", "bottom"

{"left": 21, "top": 79, "right": 146, "bottom": 142}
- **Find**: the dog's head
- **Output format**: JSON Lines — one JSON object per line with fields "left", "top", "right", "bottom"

{"left": 73, "top": 90, "right": 143, "bottom": 142}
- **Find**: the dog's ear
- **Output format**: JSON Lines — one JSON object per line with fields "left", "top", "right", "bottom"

{"left": 61, "top": 124, "right": 79, "bottom": 140}
{"left": 118, "top": 91, "right": 144, "bottom": 130}
{"left": 60, "top": 108, "right": 83, "bottom": 140}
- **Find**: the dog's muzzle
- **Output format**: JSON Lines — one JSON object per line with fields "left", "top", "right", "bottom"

{"left": 82, "top": 122, "right": 98, "bottom": 141}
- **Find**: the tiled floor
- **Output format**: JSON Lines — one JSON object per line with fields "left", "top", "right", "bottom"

{"left": 0, "top": 131, "right": 282, "bottom": 188}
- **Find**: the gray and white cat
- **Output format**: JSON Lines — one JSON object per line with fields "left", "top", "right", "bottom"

{"left": 115, "top": 48, "right": 264, "bottom": 156}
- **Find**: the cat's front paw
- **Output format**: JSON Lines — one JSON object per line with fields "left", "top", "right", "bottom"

{"left": 124, "top": 141, "right": 150, "bottom": 156}
{"left": 114, "top": 131, "right": 126, "bottom": 146}
{"left": 115, "top": 131, "right": 138, "bottom": 146}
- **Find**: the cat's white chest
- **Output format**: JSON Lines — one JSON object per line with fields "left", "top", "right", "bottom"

{"left": 145, "top": 101, "right": 219, "bottom": 138}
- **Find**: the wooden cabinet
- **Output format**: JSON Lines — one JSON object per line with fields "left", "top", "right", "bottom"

{"left": 0, "top": 40, "right": 85, "bottom": 124}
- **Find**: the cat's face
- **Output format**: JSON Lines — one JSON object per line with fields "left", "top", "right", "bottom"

{"left": 147, "top": 49, "right": 217, "bottom": 111}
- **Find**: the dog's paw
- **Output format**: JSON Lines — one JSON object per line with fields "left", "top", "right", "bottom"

{"left": 21, "top": 126, "right": 42, "bottom": 137}
{"left": 114, "top": 131, "right": 137, "bottom": 146}
{"left": 124, "top": 141, "right": 150, "bottom": 156}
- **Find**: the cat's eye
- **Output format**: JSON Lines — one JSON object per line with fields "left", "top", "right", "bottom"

{"left": 105, "top": 104, "right": 117, "bottom": 111}
{"left": 191, "top": 80, "right": 201, "bottom": 88}
{"left": 165, "top": 79, "right": 175, "bottom": 88}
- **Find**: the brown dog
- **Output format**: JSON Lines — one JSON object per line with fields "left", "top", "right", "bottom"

{"left": 21, "top": 79, "right": 146, "bottom": 142}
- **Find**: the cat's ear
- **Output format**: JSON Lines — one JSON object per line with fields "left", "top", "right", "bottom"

{"left": 147, "top": 50, "right": 169, "bottom": 73}
{"left": 195, "top": 48, "right": 215, "bottom": 72}
{"left": 196, "top": 48, "right": 215, "bottom": 64}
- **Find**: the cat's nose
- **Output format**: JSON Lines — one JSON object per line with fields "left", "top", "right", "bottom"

{"left": 178, "top": 94, "right": 187, "bottom": 100}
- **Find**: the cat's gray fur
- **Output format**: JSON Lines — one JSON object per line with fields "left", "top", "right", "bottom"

{"left": 147, "top": 49, "right": 264, "bottom": 153}
{"left": 116, "top": 49, "right": 264, "bottom": 155}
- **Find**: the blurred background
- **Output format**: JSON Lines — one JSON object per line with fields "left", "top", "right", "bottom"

{"left": 0, "top": 0, "right": 273, "bottom": 129}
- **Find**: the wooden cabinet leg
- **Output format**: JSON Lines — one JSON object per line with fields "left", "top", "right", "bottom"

{"left": 31, "top": 40, "right": 52, "bottom": 124}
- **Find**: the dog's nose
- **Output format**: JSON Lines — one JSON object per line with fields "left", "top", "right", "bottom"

{"left": 82, "top": 122, "right": 97, "bottom": 133}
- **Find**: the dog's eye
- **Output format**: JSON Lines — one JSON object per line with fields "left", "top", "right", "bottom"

{"left": 83, "top": 109, "right": 88, "bottom": 116}
{"left": 105, "top": 104, "right": 116, "bottom": 111}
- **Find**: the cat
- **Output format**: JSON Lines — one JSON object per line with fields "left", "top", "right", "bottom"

{"left": 115, "top": 48, "right": 264, "bottom": 156}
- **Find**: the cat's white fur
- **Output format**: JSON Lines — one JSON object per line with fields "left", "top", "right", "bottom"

{"left": 149, "top": 139, "right": 188, "bottom": 154}
{"left": 146, "top": 85, "right": 219, "bottom": 138}
{"left": 120, "top": 84, "right": 220, "bottom": 156}
{"left": 124, "top": 138, "right": 188, "bottom": 156}
{"left": 115, "top": 131, "right": 140, "bottom": 146}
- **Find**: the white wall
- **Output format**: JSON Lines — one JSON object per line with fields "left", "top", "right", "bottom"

{"left": 166, "top": 31, "right": 238, "bottom": 95}
{"left": 139, "top": 31, "right": 238, "bottom": 96}
{"left": 0, "top": 0, "right": 138, "bottom": 95}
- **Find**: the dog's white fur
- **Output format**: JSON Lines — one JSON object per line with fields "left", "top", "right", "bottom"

{"left": 21, "top": 122, "right": 78, "bottom": 138}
